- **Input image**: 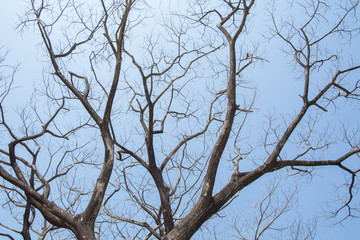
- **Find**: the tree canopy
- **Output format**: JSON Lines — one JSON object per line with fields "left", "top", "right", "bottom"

{"left": 0, "top": 0, "right": 360, "bottom": 239}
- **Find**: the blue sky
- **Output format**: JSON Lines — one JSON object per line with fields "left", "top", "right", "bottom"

{"left": 1, "top": 1, "right": 360, "bottom": 239}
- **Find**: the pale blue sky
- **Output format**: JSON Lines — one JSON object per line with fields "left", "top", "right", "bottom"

{"left": 1, "top": 1, "right": 360, "bottom": 239}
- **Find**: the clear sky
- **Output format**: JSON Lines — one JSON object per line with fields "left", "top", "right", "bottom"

{"left": 1, "top": 1, "right": 360, "bottom": 239}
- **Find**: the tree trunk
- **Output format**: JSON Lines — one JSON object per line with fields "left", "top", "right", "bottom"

{"left": 164, "top": 198, "right": 217, "bottom": 240}
{"left": 73, "top": 223, "right": 96, "bottom": 240}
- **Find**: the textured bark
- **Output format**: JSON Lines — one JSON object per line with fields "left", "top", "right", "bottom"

{"left": 73, "top": 223, "right": 97, "bottom": 240}
{"left": 164, "top": 165, "right": 270, "bottom": 240}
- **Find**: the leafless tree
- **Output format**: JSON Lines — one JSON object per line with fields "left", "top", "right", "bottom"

{"left": 1, "top": 0, "right": 359, "bottom": 239}
{"left": 229, "top": 176, "right": 317, "bottom": 240}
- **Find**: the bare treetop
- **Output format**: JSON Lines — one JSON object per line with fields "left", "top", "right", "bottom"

{"left": 0, "top": 0, "right": 359, "bottom": 239}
